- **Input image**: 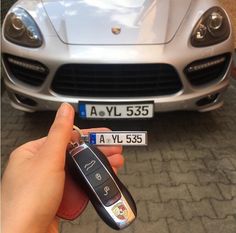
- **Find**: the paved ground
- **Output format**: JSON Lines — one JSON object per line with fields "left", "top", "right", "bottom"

{"left": 1, "top": 76, "right": 236, "bottom": 233}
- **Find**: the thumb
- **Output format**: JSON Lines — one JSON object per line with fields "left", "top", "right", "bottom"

{"left": 42, "top": 103, "right": 75, "bottom": 165}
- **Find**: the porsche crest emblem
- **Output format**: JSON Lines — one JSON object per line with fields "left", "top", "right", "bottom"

{"left": 112, "top": 203, "right": 128, "bottom": 220}
{"left": 112, "top": 27, "right": 121, "bottom": 35}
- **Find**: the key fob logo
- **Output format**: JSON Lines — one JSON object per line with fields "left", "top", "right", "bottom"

{"left": 112, "top": 203, "right": 128, "bottom": 220}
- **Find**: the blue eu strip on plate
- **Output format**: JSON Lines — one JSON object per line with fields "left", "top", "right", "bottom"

{"left": 89, "top": 133, "right": 97, "bottom": 144}
{"left": 79, "top": 103, "right": 87, "bottom": 118}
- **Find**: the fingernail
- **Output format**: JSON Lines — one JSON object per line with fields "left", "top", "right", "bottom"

{"left": 56, "top": 103, "right": 71, "bottom": 118}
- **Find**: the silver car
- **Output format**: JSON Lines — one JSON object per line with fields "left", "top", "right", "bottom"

{"left": 1, "top": 0, "right": 235, "bottom": 119}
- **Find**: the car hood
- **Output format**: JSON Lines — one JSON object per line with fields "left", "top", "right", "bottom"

{"left": 42, "top": 0, "right": 192, "bottom": 45}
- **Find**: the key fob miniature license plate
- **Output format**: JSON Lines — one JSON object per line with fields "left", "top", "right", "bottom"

{"left": 78, "top": 101, "right": 154, "bottom": 119}
{"left": 88, "top": 131, "right": 148, "bottom": 146}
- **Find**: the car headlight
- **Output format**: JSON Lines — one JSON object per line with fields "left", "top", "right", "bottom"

{"left": 3, "top": 7, "right": 43, "bottom": 48}
{"left": 191, "top": 7, "right": 230, "bottom": 47}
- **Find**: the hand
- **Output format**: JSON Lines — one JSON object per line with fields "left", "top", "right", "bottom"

{"left": 1, "top": 103, "right": 124, "bottom": 233}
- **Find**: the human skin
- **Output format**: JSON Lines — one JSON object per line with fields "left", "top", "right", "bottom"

{"left": 1, "top": 103, "right": 124, "bottom": 233}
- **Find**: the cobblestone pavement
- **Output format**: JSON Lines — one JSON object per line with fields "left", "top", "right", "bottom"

{"left": 1, "top": 78, "right": 236, "bottom": 233}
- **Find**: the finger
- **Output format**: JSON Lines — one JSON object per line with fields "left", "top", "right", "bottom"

{"left": 71, "top": 131, "right": 80, "bottom": 142}
{"left": 112, "top": 167, "right": 118, "bottom": 175}
{"left": 82, "top": 128, "right": 111, "bottom": 135}
{"left": 107, "top": 154, "right": 124, "bottom": 169}
{"left": 97, "top": 146, "right": 122, "bottom": 157}
{"left": 42, "top": 103, "right": 75, "bottom": 164}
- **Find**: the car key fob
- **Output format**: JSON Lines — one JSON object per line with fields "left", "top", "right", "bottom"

{"left": 66, "top": 142, "right": 137, "bottom": 230}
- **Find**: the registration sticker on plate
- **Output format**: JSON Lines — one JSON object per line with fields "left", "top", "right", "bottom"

{"left": 78, "top": 102, "right": 154, "bottom": 119}
{"left": 88, "top": 131, "right": 148, "bottom": 146}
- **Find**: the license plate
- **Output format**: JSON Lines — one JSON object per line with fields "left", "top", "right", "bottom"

{"left": 78, "top": 101, "right": 154, "bottom": 119}
{"left": 88, "top": 131, "right": 148, "bottom": 146}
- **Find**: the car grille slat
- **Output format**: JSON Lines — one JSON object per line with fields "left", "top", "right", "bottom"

{"left": 54, "top": 85, "right": 179, "bottom": 91}
{"left": 13, "top": 68, "right": 46, "bottom": 81}
{"left": 53, "top": 78, "right": 180, "bottom": 86}
{"left": 9, "top": 68, "right": 46, "bottom": 86}
{"left": 51, "top": 64, "right": 182, "bottom": 97}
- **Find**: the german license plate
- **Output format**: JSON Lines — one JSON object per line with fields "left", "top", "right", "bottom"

{"left": 78, "top": 102, "right": 154, "bottom": 119}
{"left": 88, "top": 131, "right": 148, "bottom": 146}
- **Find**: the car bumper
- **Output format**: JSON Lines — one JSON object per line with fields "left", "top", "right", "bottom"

{"left": 3, "top": 67, "right": 231, "bottom": 113}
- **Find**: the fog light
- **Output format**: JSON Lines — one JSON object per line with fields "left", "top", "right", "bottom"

{"left": 7, "top": 57, "right": 46, "bottom": 73}
{"left": 15, "top": 94, "right": 37, "bottom": 107}
{"left": 196, "top": 93, "right": 219, "bottom": 106}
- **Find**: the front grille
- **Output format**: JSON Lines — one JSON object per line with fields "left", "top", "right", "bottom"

{"left": 3, "top": 54, "right": 49, "bottom": 86}
{"left": 51, "top": 64, "right": 182, "bottom": 97}
{"left": 184, "top": 53, "right": 231, "bottom": 86}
